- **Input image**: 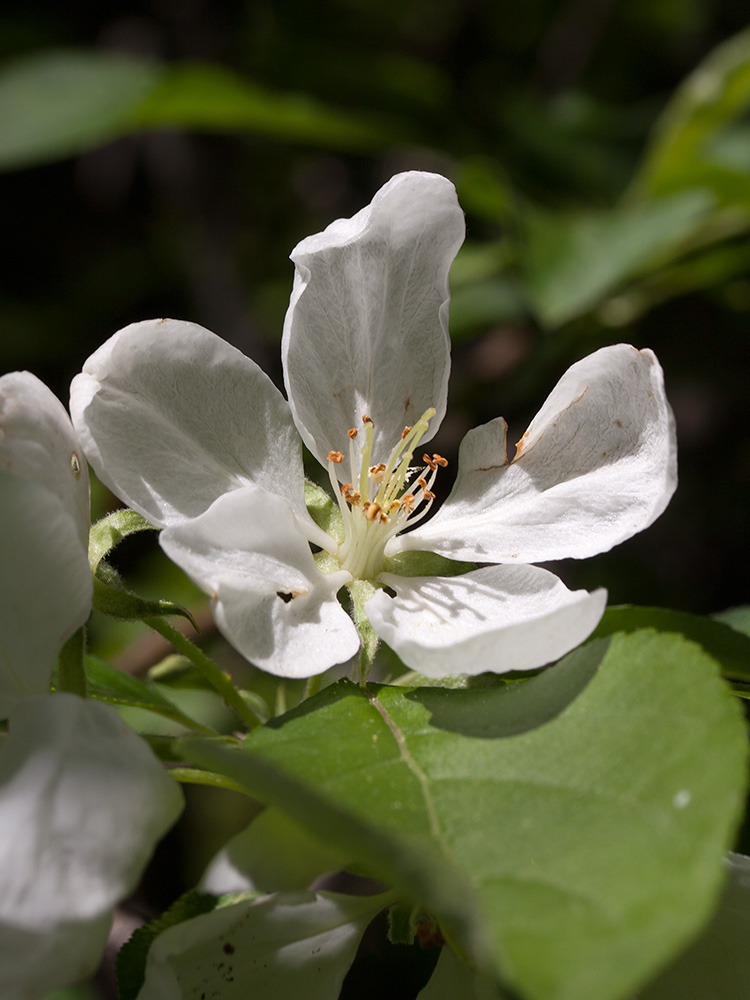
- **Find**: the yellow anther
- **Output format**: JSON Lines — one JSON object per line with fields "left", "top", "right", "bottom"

{"left": 347, "top": 427, "right": 358, "bottom": 439}
{"left": 422, "top": 488, "right": 436, "bottom": 501}
{"left": 389, "top": 500, "right": 401, "bottom": 513}
{"left": 401, "top": 425, "right": 412, "bottom": 440}
{"left": 423, "top": 453, "right": 437, "bottom": 471}
{"left": 365, "top": 502, "right": 382, "bottom": 522}
{"left": 328, "top": 451, "right": 344, "bottom": 464}
{"left": 401, "top": 494, "right": 415, "bottom": 513}
{"left": 417, "top": 476, "right": 427, "bottom": 490}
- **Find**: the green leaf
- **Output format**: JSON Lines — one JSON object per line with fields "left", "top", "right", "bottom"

{"left": 117, "top": 889, "right": 228, "bottom": 1000}
{"left": 133, "top": 890, "right": 391, "bottom": 1000}
{"left": 185, "top": 632, "right": 747, "bottom": 1000}
{"left": 92, "top": 571, "right": 196, "bottom": 627}
{"left": 179, "top": 733, "right": 483, "bottom": 962}
{"left": 0, "top": 50, "right": 388, "bottom": 171}
{"left": 637, "top": 854, "right": 750, "bottom": 998}
{"left": 524, "top": 191, "right": 713, "bottom": 326}
{"left": 633, "top": 26, "right": 750, "bottom": 198}
{"left": 712, "top": 604, "right": 750, "bottom": 638}
{"left": 82, "top": 654, "right": 215, "bottom": 734}
{"left": 130, "top": 61, "right": 387, "bottom": 149}
{"left": 417, "top": 947, "right": 510, "bottom": 1000}
{"left": 0, "top": 50, "right": 162, "bottom": 170}
{"left": 591, "top": 605, "right": 750, "bottom": 682}
{"left": 88, "top": 508, "right": 156, "bottom": 572}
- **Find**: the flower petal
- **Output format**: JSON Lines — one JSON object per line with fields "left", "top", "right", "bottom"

{"left": 366, "top": 565, "right": 607, "bottom": 677}
{"left": 0, "top": 914, "right": 110, "bottom": 1000}
{"left": 0, "top": 694, "right": 183, "bottom": 929}
{"left": 397, "top": 345, "right": 677, "bottom": 563}
{"left": 160, "top": 487, "right": 360, "bottom": 677}
{"left": 0, "top": 473, "right": 92, "bottom": 718}
{"left": 137, "top": 891, "right": 387, "bottom": 1000}
{"left": 70, "top": 319, "right": 306, "bottom": 528}
{"left": 0, "top": 371, "right": 89, "bottom": 548}
{"left": 282, "top": 171, "right": 464, "bottom": 471}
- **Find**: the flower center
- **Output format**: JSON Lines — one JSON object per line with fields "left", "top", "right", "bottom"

{"left": 325, "top": 409, "right": 447, "bottom": 581}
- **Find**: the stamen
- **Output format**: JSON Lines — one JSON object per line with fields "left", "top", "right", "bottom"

{"left": 423, "top": 454, "right": 437, "bottom": 471}
{"left": 347, "top": 428, "right": 358, "bottom": 439}
{"left": 362, "top": 414, "right": 373, "bottom": 425}
{"left": 401, "top": 425, "right": 412, "bottom": 440}
{"left": 401, "top": 494, "right": 415, "bottom": 513}
{"left": 432, "top": 454, "right": 448, "bottom": 467}
{"left": 328, "top": 451, "right": 344, "bottom": 464}
{"left": 365, "top": 502, "right": 382, "bottom": 522}
{"left": 422, "top": 489, "right": 436, "bottom": 501}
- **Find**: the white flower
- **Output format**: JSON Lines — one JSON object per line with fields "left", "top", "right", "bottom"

{"left": 70, "top": 171, "right": 677, "bottom": 680}
{"left": 0, "top": 372, "right": 92, "bottom": 716}
{"left": 0, "top": 372, "right": 183, "bottom": 998}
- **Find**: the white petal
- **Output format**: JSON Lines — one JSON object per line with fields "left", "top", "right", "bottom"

{"left": 398, "top": 345, "right": 677, "bottom": 563}
{"left": 70, "top": 319, "right": 306, "bottom": 528}
{"left": 0, "top": 694, "right": 183, "bottom": 930}
{"left": 0, "top": 371, "right": 89, "bottom": 548}
{"left": 282, "top": 171, "right": 464, "bottom": 472}
{"left": 201, "top": 809, "right": 345, "bottom": 894}
{"left": 160, "top": 487, "right": 359, "bottom": 677}
{"left": 0, "top": 474, "right": 92, "bottom": 718}
{"left": 0, "top": 914, "right": 110, "bottom": 1000}
{"left": 366, "top": 565, "right": 607, "bottom": 677}
{"left": 137, "top": 891, "right": 387, "bottom": 1000}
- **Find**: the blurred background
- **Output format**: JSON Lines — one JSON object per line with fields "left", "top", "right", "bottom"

{"left": 2, "top": 1, "right": 749, "bottom": 996}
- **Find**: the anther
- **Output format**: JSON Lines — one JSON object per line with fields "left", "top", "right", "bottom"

{"left": 422, "top": 489, "right": 436, "bottom": 501}
{"left": 401, "top": 425, "right": 412, "bottom": 440}
{"left": 423, "top": 454, "right": 437, "bottom": 471}
{"left": 365, "top": 502, "right": 382, "bottom": 522}
{"left": 362, "top": 414, "right": 373, "bottom": 425}
{"left": 417, "top": 476, "right": 428, "bottom": 490}
{"left": 328, "top": 451, "right": 344, "bottom": 464}
{"left": 401, "top": 494, "right": 415, "bottom": 512}
{"left": 432, "top": 453, "right": 448, "bottom": 467}
{"left": 347, "top": 427, "right": 358, "bottom": 439}
{"left": 341, "top": 482, "right": 353, "bottom": 494}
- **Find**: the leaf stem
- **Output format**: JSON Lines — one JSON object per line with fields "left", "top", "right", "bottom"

{"left": 145, "top": 617, "right": 262, "bottom": 731}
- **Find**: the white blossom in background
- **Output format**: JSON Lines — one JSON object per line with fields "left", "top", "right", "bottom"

{"left": 0, "top": 372, "right": 183, "bottom": 998}
{"left": 0, "top": 695, "right": 183, "bottom": 1000}
{"left": 0, "top": 372, "right": 92, "bottom": 716}
{"left": 71, "top": 171, "right": 677, "bottom": 680}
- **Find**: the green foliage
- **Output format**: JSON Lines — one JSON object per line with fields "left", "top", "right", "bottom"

{"left": 0, "top": 50, "right": 388, "bottom": 172}
{"left": 182, "top": 632, "right": 747, "bottom": 1000}
{"left": 82, "top": 654, "right": 216, "bottom": 734}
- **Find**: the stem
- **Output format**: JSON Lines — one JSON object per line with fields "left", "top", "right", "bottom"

{"left": 145, "top": 618, "right": 262, "bottom": 730}
{"left": 168, "top": 766, "right": 251, "bottom": 795}
{"left": 57, "top": 627, "right": 87, "bottom": 698}
{"left": 348, "top": 580, "right": 379, "bottom": 686}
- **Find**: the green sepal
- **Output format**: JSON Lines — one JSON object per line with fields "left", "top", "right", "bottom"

{"left": 348, "top": 579, "right": 379, "bottom": 683}
{"left": 305, "top": 479, "right": 343, "bottom": 544}
{"left": 384, "top": 551, "right": 476, "bottom": 578}
{"left": 56, "top": 626, "right": 87, "bottom": 698}
{"left": 388, "top": 901, "right": 420, "bottom": 945}
{"left": 117, "top": 889, "right": 259, "bottom": 1000}
{"left": 88, "top": 507, "right": 156, "bottom": 572}
{"left": 92, "top": 567, "right": 197, "bottom": 628}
